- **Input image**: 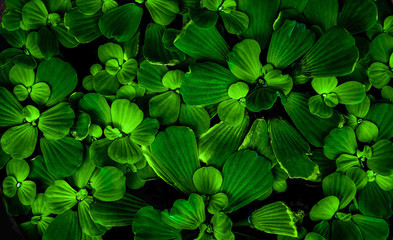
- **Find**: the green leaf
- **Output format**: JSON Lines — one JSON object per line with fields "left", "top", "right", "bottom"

{"left": 13, "top": 85, "right": 29, "bottom": 102}
{"left": 228, "top": 39, "right": 262, "bottom": 83}
{"left": 40, "top": 137, "right": 83, "bottom": 178}
{"left": 70, "top": 112, "right": 91, "bottom": 141}
{"left": 133, "top": 206, "right": 182, "bottom": 240}
{"left": 162, "top": 70, "right": 183, "bottom": 90}
{"left": 162, "top": 193, "right": 205, "bottom": 230}
{"left": 36, "top": 58, "right": 77, "bottom": 106}
{"left": 323, "top": 127, "right": 357, "bottom": 160}
{"left": 356, "top": 120, "right": 378, "bottom": 143}
{"left": 0, "top": 87, "right": 24, "bottom": 127}
{"left": 137, "top": 60, "right": 168, "bottom": 93}
{"left": 199, "top": 115, "right": 250, "bottom": 168}
{"left": 352, "top": 214, "right": 389, "bottom": 240}
{"left": 309, "top": 196, "right": 339, "bottom": 221}
{"left": 358, "top": 181, "right": 393, "bottom": 218}
{"left": 368, "top": 140, "right": 393, "bottom": 176}
{"left": 77, "top": 196, "right": 106, "bottom": 237}
{"left": 308, "top": 95, "right": 333, "bottom": 119}
{"left": 29, "top": 155, "right": 58, "bottom": 188}
{"left": 331, "top": 219, "right": 362, "bottom": 240}
{"left": 303, "top": 0, "right": 338, "bottom": 31}
{"left": 334, "top": 81, "right": 366, "bottom": 105}
{"left": 322, "top": 173, "right": 357, "bottom": 209}
{"left": 338, "top": 0, "right": 377, "bottom": 34}
{"left": 208, "top": 193, "right": 228, "bottom": 215}
{"left": 99, "top": 3, "right": 143, "bottom": 42}
{"left": 269, "top": 118, "right": 319, "bottom": 180}
{"left": 45, "top": 0, "right": 72, "bottom": 12}
{"left": 174, "top": 22, "right": 229, "bottom": 65}
{"left": 18, "top": 180, "right": 36, "bottom": 205}
{"left": 299, "top": 27, "right": 359, "bottom": 77}
{"left": 108, "top": 137, "right": 143, "bottom": 164}
{"left": 365, "top": 103, "right": 393, "bottom": 141}
{"left": 111, "top": 99, "right": 143, "bottom": 134}
{"left": 93, "top": 70, "right": 120, "bottom": 95}
{"left": 346, "top": 96, "right": 370, "bottom": 119}
{"left": 1, "top": 123, "right": 38, "bottom": 159}
{"left": 22, "top": 0, "right": 48, "bottom": 30}
{"left": 346, "top": 167, "right": 367, "bottom": 190}
{"left": 51, "top": 24, "right": 79, "bottom": 49}
{"left": 179, "top": 104, "right": 210, "bottom": 137}
{"left": 78, "top": 93, "right": 111, "bottom": 128}
{"left": 6, "top": 159, "right": 30, "bottom": 182}
{"left": 250, "top": 202, "right": 297, "bottom": 237}
{"left": 38, "top": 102, "right": 75, "bottom": 140}
{"left": 45, "top": 180, "right": 77, "bottom": 214}
{"left": 305, "top": 232, "right": 327, "bottom": 240}
{"left": 376, "top": 174, "right": 393, "bottom": 191}
{"left": 90, "top": 192, "right": 147, "bottom": 227}
{"left": 280, "top": 0, "right": 308, "bottom": 12}
{"left": 181, "top": 62, "right": 238, "bottom": 105}
{"left": 336, "top": 154, "right": 360, "bottom": 173}
{"left": 43, "top": 210, "right": 81, "bottom": 240}
{"left": 211, "top": 213, "right": 235, "bottom": 240}
{"left": 102, "top": 0, "right": 118, "bottom": 12}
{"left": 149, "top": 92, "right": 181, "bottom": 125}
{"left": 203, "top": 0, "right": 222, "bottom": 11}
{"left": 36, "top": 27, "right": 59, "bottom": 60}
{"left": 368, "top": 62, "right": 393, "bottom": 89}
{"left": 23, "top": 105, "right": 40, "bottom": 123}
{"left": 64, "top": 9, "right": 102, "bottom": 43}
{"left": 9, "top": 65, "right": 35, "bottom": 87}
{"left": 118, "top": 59, "right": 138, "bottom": 84}
{"left": 228, "top": 82, "right": 249, "bottom": 99}
{"left": 217, "top": 99, "right": 245, "bottom": 126}
{"left": 145, "top": 0, "right": 179, "bottom": 26}
{"left": 246, "top": 87, "right": 280, "bottom": 112}
{"left": 72, "top": 156, "right": 96, "bottom": 190}
{"left": 148, "top": 126, "right": 200, "bottom": 194}
{"left": 3, "top": 176, "right": 18, "bottom": 198}
{"left": 189, "top": 9, "right": 219, "bottom": 28}
{"left": 76, "top": 0, "right": 102, "bottom": 15}
{"left": 90, "top": 139, "right": 113, "bottom": 167}
{"left": 311, "top": 77, "right": 338, "bottom": 95}
{"left": 130, "top": 118, "right": 159, "bottom": 146}
{"left": 31, "top": 82, "right": 51, "bottom": 105}
{"left": 89, "top": 166, "right": 125, "bottom": 202}
{"left": 237, "top": 0, "right": 280, "bottom": 49}
{"left": 193, "top": 166, "right": 222, "bottom": 195}
{"left": 219, "top": 10, "right": 249, "bottom": 35}
{"left": 221, "top": 150, "right": 273, "bottom": 212}
{"left": 268, "top": 20, "right": 315, "bottom": 69}
{"left": 369, "top": 33, "right": 393, "bottom": 63}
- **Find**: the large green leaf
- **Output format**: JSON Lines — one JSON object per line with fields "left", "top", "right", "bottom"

{"left": 193, "top": 166, "right": 223, "bottom": 195}
{"left": 189, "top": 9, "right": 219, "bottom": 28}
{"left": 334, "top": 82, "right": 366, "bottom": 105}
{"left": 108, "top": 137, "right": 143, "bottom": 164}
{"left": 36, "top": 58, "right": 77, "bottom": 106}
{"left": 369, "top": 33, "right": 393, "bottom": 63}
{"left": 64, "top": 9, "right": 102, "bottom": 43}
{"left": 237, "top": 0, "right": 280, "bottom": 49}
{"left": 130, "top": 118, "right": 160, "bottom": 146}
{"left": 365, "top": 103, "right": 393, "bottom": 141}
{"left": 217, "top": 99, "right": 245, "bottom": 126}
{"left": 78, "top": 196, "right": 106, "bottom": 237}
{"left": 89, "top": 139, "right": 113, "bottom": 167}
{"left": 30, "top": 82, "right": 51, "bottom": 105}
{"left": 36, "top": 27, "right": 59, "bottom": 60}
{"left": 309, "top": 196, "right": 339, "bottom": 221}
{"left": 267, "top": 20, "right": 315, "bottom": 69}
{"left": 22, "top": 0, "right": 48, "bottom": 30}
{"left": 338, "top": 0, "right": 377, "bottom": 34}
{"left": 0, "top": 87, "right": 24, "bottom": 127}
{"left": 298, "top": 27, "right": 359, "bottom": 77}
{"left": 45, "top": 180, "right": 77, "bottom": 214}
{"left": 18, "top": 180, "right": 37, "bottom": 205}
{"left": 228, "top": 39, "right": 262, "bottom": 83}
{"left": 179, "top": 104, "right": 211, "bottom": 137}
{"left": 220, "top": 10, "right": 249, "bottom": 35}
{"left": 75, "top": 0, "right": 102, "bottom": 15}
{"left": 92, "top": 70, "right": 119, "bottom": 95}
{"left": 133, "top": 206, "right": 182, "bottom": 240}
{"left": 323, "top": 127, "right": 357, "bottom": 160}
{"left": 89, "top": 166, "right": 125, "bottom": 201}
{"left": 38, "top": 102, "right": 75, "bottom": 140}
{"left": 111, "top": 99, "right": 143, "bottom": 134}
{"left": 145, "top": 0, "right": 179, "bottom": 26}
{"left": 29, "top": 155, "right": 58, "bottom": 188}
{"left": 9, "top": 65, "right": 35, "bottom": 87}
{"left": 1, "top": 123, "right": 38, "bottom": 159}
{"left": 268, "top": 118, "right": 319, "bottom": 180}
{"left": 43, "top": 210, "right": 81, "bottom": 240}
{"left": 174, "top": 21, "right": 229, "bottom": 65}
{"left": 181, "top": 62, "right": 238, "bottom": 105}
{"left": 368, "top": 140, "right": 393, "bottom": 176}
{"left": 331, "top": 219, "right": 362, "bottom": 240}
{"left": 90, "top": 193, "right": 148, "bottom": 227}
{"left": 221, "top": 150, "right": 273, "bottom": 213}
{"left": 250, "top": 202, "right": 297, "bottom": 237}
{"left": 161, "top": 193, "right": 205, "bottom": 230}
{"left": 99, "top": 3, "right": 143, "bottom": 42}
{"left": 148, "top": 126, "right": 200, "bottom": 194}
{"left": 246, "top": 87, "right": 280, "bottom": 112}
{"left": 368, "top": 62, "right": 393, "bottom": 89}
{"left": 322, "top": 173, "right": 357, "bottom": 209}
{"left": 6, "top": 159, "right": 30, "bottom": 182}
{"left": 303, "top": 0, "right": 338, "bottom": 31}
{"left": 352, "top": 214, "right": 389, "bottom": 240}
{"left": 78, "top": 93, "right": 111, "bottom": 128}
{"left": 137, "top": 60, "right": 168, "bottom": 93}
{"left": 210, "top": 213, "right": 235, "bottom": 240}
{"left": 199, "top": 116, "right": 250, "bottom": 168}
{"left": 40, "top": 137, "right": 83, "bottom": 178}
{"left": 149, "top": 91, "right": 181, "bottom": 125}
{"left": 358, "top": 181, "right": 393, "bottom": 218}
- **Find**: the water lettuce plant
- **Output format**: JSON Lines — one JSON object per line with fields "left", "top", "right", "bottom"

{"left": 0, "top": 0, "right": 392, "bottom": 239}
